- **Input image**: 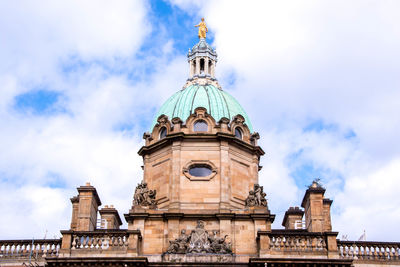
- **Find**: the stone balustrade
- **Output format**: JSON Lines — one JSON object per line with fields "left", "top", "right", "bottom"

{"left": 59, "top": 229, "right": 141, "bottom": 256}
{"left": 257, "top": 230, "right": 338, "bottom": 258}
{"left": 338, "top": 240, "right": 400, "bottom": 262}
{"left": 269, "top": 232, "right": 327, "bottom": 252}
{"left": 71, "top": 230, "right": 129, "bottom": 250}
{"left": 0, "top": 239, "right": 60, "bottom": 259}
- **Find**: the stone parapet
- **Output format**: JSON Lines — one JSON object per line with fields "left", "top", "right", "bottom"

{"left": 257, "top": 230, "right": 339, "bottom": 259}
{"left": 0, "top": 239, "right": 61, "bottom": 262}
{"left": 59, "top": 229, "right": 141, "bottom": 258}
{"left": 337, "top": 240, "right": 400, "bottom": 263}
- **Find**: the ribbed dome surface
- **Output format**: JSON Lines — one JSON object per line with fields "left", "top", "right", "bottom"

{"left": 151, "top": 84, "right": 253, "bottom": 132}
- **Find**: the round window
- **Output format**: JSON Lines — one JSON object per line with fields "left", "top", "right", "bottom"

{"left": 235, "top": 127, "right": 243, "bottom": 139}
{"left": 159, "top": 127, "right": 167, "bottom": 139}
{"left": 188, "top": 165, "right": 212, "bottom": 177}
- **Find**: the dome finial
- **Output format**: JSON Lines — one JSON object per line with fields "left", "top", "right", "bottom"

{"left": 194, "top": 18, "right": 208, "bottom": 39}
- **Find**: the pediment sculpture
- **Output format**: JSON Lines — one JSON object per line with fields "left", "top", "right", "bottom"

{"left": 245, "top": 184, "right": 268, "bottom": 207}
{"left": 166, "top": 220, "right": 232, "bottom": 254}
{"left": 133, "top": 181, "right": 157, "bottom": 208}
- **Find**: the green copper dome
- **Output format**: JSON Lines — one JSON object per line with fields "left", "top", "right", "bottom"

{"left": 151, "top": 84, "right": 253, "bottom": 132}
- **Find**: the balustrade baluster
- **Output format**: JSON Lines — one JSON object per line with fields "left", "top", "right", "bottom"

{"left": 373, "top": 246, "right": 379, "bottom": 259}
{"left": 358, "top": 244, "right": 364, "bottom": 259}
{"left": 97, "top": 235, "right": 103, "bottom": 249}
{"left": 48, "top": 243, "right": 53, "bottom": 256}
{"left": 42, "top": 242, "right": 47, "bottom": 258}
{"left": 115, "top": 235, "right": 121, "bottom": 247}
{"left": 368, "top": 246, "right": 373, "bottom": 259}
{"left": 71, "top": 235, "right": 77, "bottom": 249}
{"left": 273, "top": 237, "right": 278, "bottom": 250}
{"left": 277, "top": 237, "right": 282, "bottom": 250}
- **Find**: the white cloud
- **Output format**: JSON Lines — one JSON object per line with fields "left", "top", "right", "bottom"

{"left": 172, "top": 0, "right": 400, "bottom": 241}
{"left": 0, "top": 0, "right": 150, "bottom": 85}
{"left": 1, "top": 0, "right": 399, "bottom": 243}
{"left": 0, "top": 0, "right": 188, "bottom": 239}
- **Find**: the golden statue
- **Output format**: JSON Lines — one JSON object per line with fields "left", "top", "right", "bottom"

{"left": 195, "top": 18, "right": 208, "bottom": 39}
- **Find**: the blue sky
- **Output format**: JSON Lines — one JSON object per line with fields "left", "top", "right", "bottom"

{"left": 0, "top": 0, "right": 400, "bottom": 241}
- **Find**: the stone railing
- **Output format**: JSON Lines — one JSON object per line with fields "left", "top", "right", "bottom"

{"left": 269, "top": 231, "right": 327, "bottom": 252}
{"left": 257, "top": 230, "right": 338, "bottom": 258}
{"left": 0, "top": 239, "right": 61, "bottom": 260}
{"left": 338, "top": 240, "right": 400, "bottom": 262}
{"left": 71, "top": 230, "right": 129, "bottom": 250}
{"left": 60, "top": 229, "right": 141, "bottom": 256}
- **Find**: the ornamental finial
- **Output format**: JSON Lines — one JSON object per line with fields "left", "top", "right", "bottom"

{"left": 194, "top": 18, "right": 208, "bottom": 39}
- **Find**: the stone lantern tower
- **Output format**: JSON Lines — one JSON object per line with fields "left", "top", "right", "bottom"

{"left": 124, "top": 34, "right": 274, "bottom": 262}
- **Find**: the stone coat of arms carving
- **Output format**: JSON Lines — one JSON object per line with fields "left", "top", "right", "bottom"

{"left": 188, "top": 220, "right": 211, "bottom": 253}
{"left": 166, "top": 220, "right": 232, "bottom": 254}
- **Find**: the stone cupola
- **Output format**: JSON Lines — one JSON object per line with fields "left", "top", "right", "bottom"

{"left": 187, "top": 38, "right": 218, "bottom": 85}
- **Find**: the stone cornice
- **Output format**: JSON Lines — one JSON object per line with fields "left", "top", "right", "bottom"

{"left": 124, "top": 212, "right": 275, "bottom": 223}
{"left": 138, "top": 132, "right": 264, "bottom": 157}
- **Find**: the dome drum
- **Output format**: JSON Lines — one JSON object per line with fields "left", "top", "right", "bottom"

{"left": 144, "top": 107, "right": 260, "bottom": 150}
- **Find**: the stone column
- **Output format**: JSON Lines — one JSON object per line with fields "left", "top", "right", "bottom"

{"left": 211, "top": 61, "right": 215, "bottom": 77}
{"left": 189, "top": 60, "right": 194, "bottom": 77}
{"left": 204, "top": 57, "right": 209, "bottom": 75}
{"left": 195, "top": 57, "right": 200, "bottom": 75}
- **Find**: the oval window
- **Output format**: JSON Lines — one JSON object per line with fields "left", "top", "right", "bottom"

{"left": 159, "top": 127, "right": 167, "bottom": 139}
{"left": 194, "top": 120, "right": 208, "bottom": 132}
{"left": 235, "top": 127, "right": 243, "bottom": 139}
{"left": 188, "top": 165, "right": 212, "bottom": 177}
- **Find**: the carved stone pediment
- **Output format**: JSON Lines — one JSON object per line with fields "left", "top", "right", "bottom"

{"left": 166, "top": 220, "right": 232, "bottom": 254}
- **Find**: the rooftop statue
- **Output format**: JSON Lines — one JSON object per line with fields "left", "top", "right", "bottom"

{"left": 195, "top": 17, "right": 208, "bottom": 39}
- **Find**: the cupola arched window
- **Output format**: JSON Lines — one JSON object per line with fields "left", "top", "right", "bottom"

{"left": 194, "top": 120, "right": 208, "bottom": 132}
{"left": 159, "top": 127, "right": 167, "bottom": 139}
{"left": 235, "top": 127, "right": 243, "bottom": 140}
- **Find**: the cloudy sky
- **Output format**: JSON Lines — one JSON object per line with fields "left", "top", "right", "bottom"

{"left": 0, "top": 0, "right": 399, "bottom": 241}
